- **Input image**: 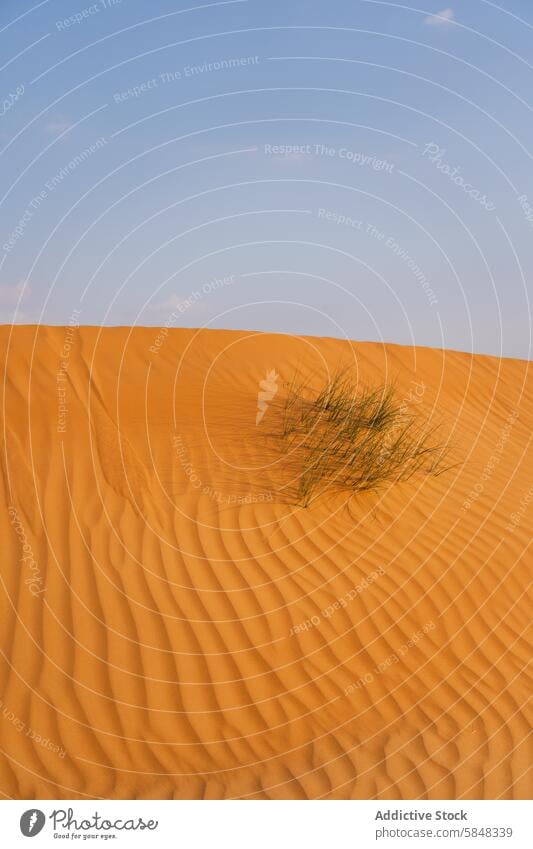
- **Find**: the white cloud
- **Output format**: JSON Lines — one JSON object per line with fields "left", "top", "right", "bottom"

{"left": 152, "top": 294, "right": 185, "bottom": 311}
{"left": 44, "top": 117, "right": 73, "bottom": 137}
{"left": 0, "top": 281, "right": 32, "bottom": 323}
{"left": 0, "top": 280, "right": 31, "bottom": 305}
{"left": 424, "top": 7, "right": 455, "bottom": 26}
{"left": 149, "top": 293, "right": 207, "bottom": 316}
{"left": 0, "top": 310, "right": 32, "bottom": 324}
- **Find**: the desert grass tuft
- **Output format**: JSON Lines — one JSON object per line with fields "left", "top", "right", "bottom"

{"left": 268, "top": 369, "right": 451, "bottom": 507}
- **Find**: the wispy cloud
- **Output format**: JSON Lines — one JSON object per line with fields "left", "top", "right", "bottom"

{"left": 0, "top": 310, "right": 32, "bottom": 324}
{"left": 424, "top": 7, "right": 455, "bottom": 26}
{"left": 0, "top": 280, "right": 31, "bottom": 305}
{"left": 266, "top": 151, "right": 314, "bottom": 167}
{"left": 0, "top": 280, "right": 32, "bottom": 323}
{"left": 150, "top": 293, "right": 207, "bottom": 315}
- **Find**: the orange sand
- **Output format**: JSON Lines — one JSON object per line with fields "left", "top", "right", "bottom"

{"left": 0, "top": 325, "right": 531, "bottom": 799}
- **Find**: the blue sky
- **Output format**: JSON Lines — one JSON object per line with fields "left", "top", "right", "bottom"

{"left": 1, "top": 0, "right": 532, "bottom": 357}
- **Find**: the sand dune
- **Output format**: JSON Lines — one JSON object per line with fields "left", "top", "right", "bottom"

{"left": 0, "top": 325, "right": 531, "bottom": 799}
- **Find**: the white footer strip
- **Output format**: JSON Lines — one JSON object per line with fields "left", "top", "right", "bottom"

{"left": 2, "top": 800, "right": 531, "bottom": 848}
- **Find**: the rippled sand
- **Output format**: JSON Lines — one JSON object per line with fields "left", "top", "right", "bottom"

{"left": 0, "top": 326, "right": 531, "bottom": 799}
